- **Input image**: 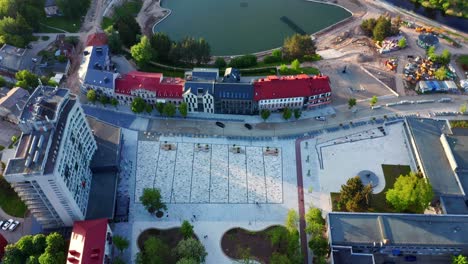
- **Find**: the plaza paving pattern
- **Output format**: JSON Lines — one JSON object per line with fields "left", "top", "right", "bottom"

{"left": 135, "top": 140, "right": 283, "bottom": 204}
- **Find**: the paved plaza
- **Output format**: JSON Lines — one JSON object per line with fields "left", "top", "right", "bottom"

{"left": 135, "top": 137, "right": 284, "bottom": 204}
{"left": 301, "top": 122, "right": 417, "bottom": 213}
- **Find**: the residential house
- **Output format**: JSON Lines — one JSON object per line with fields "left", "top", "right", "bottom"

{"left": 0, "top": 44, "right": 40, "bottom": 77}
{"left": 253, "top": 74, "right": 332, "bottom": 111}
{"left": 67, "top": 218, "right": 113, "bottom": 264}
{"left": 0, "top": 87, "right": 30, "bottom": 123}
{"left": 114, "top": 71, "right": 184, "bottom": 106}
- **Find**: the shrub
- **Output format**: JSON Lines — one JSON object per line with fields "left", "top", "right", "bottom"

{"left": 263, "top": 55, "right": 281, "bottom": 64}
{"left": 229, "top": 54, "right": 257, "bottom": 68}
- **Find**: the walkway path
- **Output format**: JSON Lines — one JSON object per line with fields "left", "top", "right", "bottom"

{"left": 295, "top": 138, "right": 309, "bottom": 264}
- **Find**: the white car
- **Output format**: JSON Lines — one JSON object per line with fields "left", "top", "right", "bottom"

{"left": 2, "top": 219, "right": 13, "bottom": 231}
{"left": 8, "top": 221, "right": 20, "bottom": 231}
{"left": 315, "top": 116, "right": 326, "bottom": 121}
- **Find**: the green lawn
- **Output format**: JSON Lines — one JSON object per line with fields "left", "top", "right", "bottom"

{"left": 331, "top": 164, "right": 412, "bottom": 213}
{"left": 0, "top": 176, "right": 27, "bottom": 217}
{"left": 40, "top": 16, "right": 82, "bottom": 33}
{"left": 279, "top": 67, "right": 320, "bottom": 75}
{"left": 102, "top": 0, "right": 143, "bottom": 29}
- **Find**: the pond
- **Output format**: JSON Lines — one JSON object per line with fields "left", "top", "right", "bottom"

{"left": 154, "top": 0, "right": 351, "bottom": 55}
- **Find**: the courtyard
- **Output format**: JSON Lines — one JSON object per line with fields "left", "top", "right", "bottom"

{"left": 135, "top": 134, "right": 284, "bottom": 204}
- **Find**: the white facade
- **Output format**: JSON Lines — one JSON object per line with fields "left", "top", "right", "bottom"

{"left": 4, "top": 87, "right": 97, "bottom": 228}
{"left": 182, "top": 89, "right": 214, "bottom": 113}
{"left": 183, "top": 91, "right": 198, "bottom": 112}
{"left": 258, "top": 96, "right": 304, "bottom": 110}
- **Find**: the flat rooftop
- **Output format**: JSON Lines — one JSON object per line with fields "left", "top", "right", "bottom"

{"left": 441, "top": 195, "right": 468, "bottom": 215}
{"left": 447, "top": 128, "right": 468, "bottom": 170}
{"left": 86, "top": 116, "right": 121, "bottom": 169}
{"left": 20, "top": 87, "right": 69, "bottom": 122}
{"left": 86, "top": 171, "right": 117, "bottom": 220}
{"left": 406, "top": 118, "right": 462, "bottom": 195}
{"left": 329, "top": 212, "right": 468, "bottom": 247}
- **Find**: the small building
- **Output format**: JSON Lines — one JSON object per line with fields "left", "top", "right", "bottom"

{"left": 0, "top": 87, "right": 30, "bottom": 123}
{"left": 44, "top": 0, "right": 59, "bottom": 17}
{"left": 253, "top": 74, "right": 331, "bottom": 111}
{"left": 328, "top": 212, "right": 468, "bottom": 263}
{"left": 79, "top": 45, "right": 118, "bottom": 97}
{"left": 214, "top": 82, "right": 254, "bottom": 114}
{"left": 67, "top": 218, "right": 113, "bottom": 264}
{"left": 417, "top": 33, "right": 439, "bottom": 49}
{"left": 114, "top": 71, "right": 184, "bottom": 105}
{"left": 185, "top": 68, "right": 219, "bottom": 82}
{"left": 417, "top": 80, "right": 458, "bottom": 93}
{"left": 0, "top": 44, "right": 39, "bottom": 75}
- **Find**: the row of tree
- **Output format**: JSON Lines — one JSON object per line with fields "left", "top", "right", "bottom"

{"left": 86, "top": 90, "right": 119, "bottom": 106}
{"left": 259, "top": 108, "right": 301, "bottom": 121}
{"left": 361, "top": 15, "right": 400, "bottom": 42}
{"left": 130, "top": 98, "right": 188, "bottom": 118}
{"left": 409, "top": 0, "right": 467, "bottom": 18}
{"left": 305, "top": 207, "right": 329, "bottom": 263}
{"left": 2, "top": 233, "right": 66, "bottom": 264}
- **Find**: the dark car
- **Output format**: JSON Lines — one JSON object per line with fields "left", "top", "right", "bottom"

{"left": 215, "top": 121, "right": 225, "bottom": 128}
{"left": 404, "top": 255, "right": 417, "bottom": 262}
{"left": 244, "top": 123, "right": 252, "bottom": 130}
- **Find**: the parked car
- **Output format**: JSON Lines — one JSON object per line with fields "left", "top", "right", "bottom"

{"left": 404, "top": 255, "right": 417, "bottom": 262}
{"left": 2, "top": 219, "right": 13, "bottom": 230}
{"left": 0, "top": 220, "right": 4, "bottom": 229}
{"left": 8, "top": 221, "right": 20, "bottom": 231}
{"left": 215, "top": 121, "right": 225, "bottom": 128}
{"left": 244, "top": 123, "right": 252, "bottom": 130}
{"left": 315, "top": 116, "right": 326, "bottom": 121}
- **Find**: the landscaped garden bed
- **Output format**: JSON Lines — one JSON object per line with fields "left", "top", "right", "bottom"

{"left": 331, "top": 164, "right": 411, "bottom": 213}
{"left": 221, "top": 225, "right": 292, "bottom": 263}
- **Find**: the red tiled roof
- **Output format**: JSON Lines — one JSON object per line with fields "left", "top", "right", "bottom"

{"left": 115, "top": 71, "right": 184, "bottom": 99}
{"left": 67, "top": 219, "right": 108, "bottom": 264}
{"left": 0, "top": 234, "right": 7, "bottom": 260}
{"left": 86, "top": 33, "right": 108, "bottom": 47}
{"left": 253, "top": 74, "right": 331, "bottom": 101}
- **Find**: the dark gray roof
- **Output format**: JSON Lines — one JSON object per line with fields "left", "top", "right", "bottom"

{"left": 223, "top": 67, "right": 241, "bottom": 83}
{"left": 45, "top": 0, "right": 56, "bottom": 7}
{"left": 332, "top": 248, "right": 374, "bottom": 264}
{"left": 214, "top": 83, "right": 253, "bottom": 100}
{"left": 329, "top": 212, "right": 468, "bottom": 247}
{"left": 0, "top": 87, "right": 30, "bottom": 117}
{"left": 83, "top": 45, "right": 115, "bottom": 89}
{"left": 184, "top": 81, "right": 214, "bottom": 94}
{"left": 86, "top": 116, "right": 121, "bottom": 169}
{"left": 406, "top": 118, "right": 462, "bottom": 195}
{"left": 440, "top": 195, "right": 468, "bottom": 215}
{"left": 447, "top": 128, "right": 468, "bottom": 170}
{"left": 0, "top": 44, "right": 39, "bottom": 72}
{"left": 190, "top": 68, "right": 219, "bottom": 81}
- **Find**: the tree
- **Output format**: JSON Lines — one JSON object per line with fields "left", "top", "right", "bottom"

{"left": 32, "top": 234, "right": 47, "bottom": 256}
{"left": 181, "top": 220, "right": 194, "bottom": 239}
{"left": 113, "top": 235, "right": 129, "bottom": 255}
{"left": 453, "top": 255, "right": 468, "bottom": 264}
{"left": 270, "top": 253, "right": 291, "bottom": 264}
{"left": 285, "top": 209, "right": 299, "bottom": 234}
{"left": 460, "top": 103, "right": 467, "bottom": 113}
{"left": 86, "top": 90, "right": 96, "bottom": 102}
{"left": 114, "top": 13, "right": 141, "bottom": 47}
{"left": 131, "top": 97, "right": 146, "bottom": 113}
{"left": 131, "top": 36, "right": 153, "bottom": 67}
{"left": 174, "top": 238, "right": 207, "bottom": 263}
{"left": 176, "top": 258, "right": 199, "bottom": 264}
{"left": 372, "top": 16, "right": 393, "bottom": 41}
{"left": 108, "top": 31, "right": 123, "bottom": 54}
{"left": 26, "top": 255, "right": 39, "bottom": 264}
{"left": 279, "top": 64, "right": 287, "bottom": 72}
{"left": 2, "top": 244, "right": 25, "bottom": 264}
{"left": 111, "top": 98, "right": 119, "bottom": 107}
{"left": 45, "top": 233, "right": 65, "bottom": 254}
{"left": 282, "top": 107, "right": 292, "bottom": 120}
{"left": 435, "top": 66, "right": 448, "bottom": 81}
{"left": 348, "top": 98, "right": 357, "bottom": 109}
{"left": 11, "top": 135, "right": 18, "bottom": 144}
{"left": 294, "top": 109, "right": 301, "bottom": 120}
{"left": 398, "top": 37, "right": 407, "bottom": 48}
{"left": 305, "top": 207, "right": 325, "bottom": 233}
{"left": 360, "top": 18, "right": 377, "bottom": 37}
{"left": 386, "top": 172, "right": 433, "bottom": 212}
{"left": 100, "top": 95, "right": 109, "bottom": 105}
{"left": 195, "top": 38, "right": 211, "bottom": 65}
{"left": 56, "top": 0, "right": 91, "bottom": 18}
{"left": 151, "top": 33, "right": 172, "bottom": 62}
{"left": 308, "top": 236, "right": 329, "bottom": 259}
{"left": 140, "top": 188, "right": 167, "bottom": 214}
{"left": 272, "top": 49, "right": 282, "bottom": 58}
{"left": 136, "top": 237, "right": 168, "bottom": 264}
{"left": 283, "top": 34, "right": 316, "bottom": 61}
{"left": 156, "top": 102, "right": 165, "bottom": 115}
{"left": 214, "top": 57, "right": 227, "bottom": 68}
{"left": 163, "top": 102, "right": 176, "bottom": 117}
{"left": 260, "top": 109, "right": 271, "bottom": 121}
{"left": 291, "top": 59, "right": 301, "bottom": 71}
{"left": 339, "top": 176, "right": 372, "bottom": 212}
{"left": 16, "top": 235, "right": 34, "bottom": 257}
{"left": 370, "top": 95, "right": 378, "bottom": 107}
{"left": 179, "top": 102, "right": 188, "bottom": 118}
{"left": 0, "top": 15, "right": 34, "bottom": 47}
{"left": 229, "top": 54, "right": 257, "bottom": 68}
{"left": 145, "top": 104, "right": 153, "bottom": 114}
{"left": 113, "top": 257, "right": 127, "bottom": 264}
{"left": 2, "top": 233, "right": 65, "bottom": 264}
{"left": 15, "top": 70, "right": 39, "bottom": 90}
{"left": 0, "top": 76, "right": 6, "bottom": 87}
{"left": 440, "top": 49, "right": 452, "bottom": 65}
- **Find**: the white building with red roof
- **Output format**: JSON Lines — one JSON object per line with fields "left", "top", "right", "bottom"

{"left": 67, "top": 218, "right": 113, "bottom": 264}
{"left": 115, "top": 71, "right": 185, "bottom": 105}
{"left": 253, "top": 74, "right": 331, "bottom": 111}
